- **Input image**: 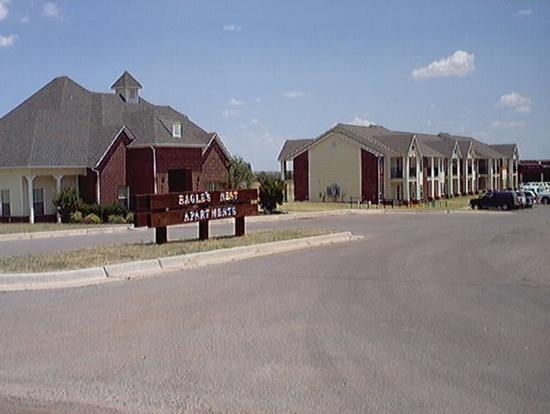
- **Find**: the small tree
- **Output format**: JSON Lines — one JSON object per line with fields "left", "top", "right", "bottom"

{"left": 52, "top": 187, "right": 81, "bottom": 223}
{"left": 257, "top": 173, "right": 284, "bottom": 214}
{"left": 229, "top": 156, "right": 255, "bottom": 189}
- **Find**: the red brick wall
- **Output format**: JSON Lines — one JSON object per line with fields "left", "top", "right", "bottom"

{"left": 294, "top": 151, "right": 309, "bottom": 201}
{"left": 127, "top": 147, "right": 155, "bottom": 197}
{"left": 156, "top": 147, "right": 203, "bottom": 191}
{"left": 99, "top": 139, "right": 127, "bottom": 204}
{"left": 78, "top": 168, "right": 98, "bottom": 205}
{"left": 200, "top": 142, "right": 229, "bottom": 190}
{"left": 361, "top": 149, "right": 379, "bottom": 203}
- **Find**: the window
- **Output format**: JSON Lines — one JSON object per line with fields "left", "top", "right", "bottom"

{"left": 33, "top": 188, "right": 44, "bottom": 216}
{"left": 118, "top": 186, "right": 129, "bottom": 209}
{"left": 172, "top": 122, "right": 182, "bottom": 138}
{"left": 0, "top": 189, "right": 10, "bottom": 217}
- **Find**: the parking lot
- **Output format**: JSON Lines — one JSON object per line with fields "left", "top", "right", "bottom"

{"left": 1, "top": 208, "right": 549, "bottom": 413}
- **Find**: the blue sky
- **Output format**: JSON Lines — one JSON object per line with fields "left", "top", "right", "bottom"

{"left": 1, "top": 1, "right": 549, "bottom": 171}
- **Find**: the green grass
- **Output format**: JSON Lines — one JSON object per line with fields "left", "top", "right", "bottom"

{"left": 0, "top": 222, "right": 124, "bottom": 235}
{"left": 0, "top": 229, "right": 331, "bottom": 273}
{"left": 281, "top": 196, "right": 472, "bottom": 213}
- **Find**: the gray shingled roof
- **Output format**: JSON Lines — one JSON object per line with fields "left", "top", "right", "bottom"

{"left": 441, "top": 133, "right": 504, "bottom": 159}
{"left": 111, "top": 71, "right": 143, "bottom": 89}
{"left": 277, "top": 139, "right": 313, "bottom": 161}
{"left": 0, "top": 74, "right": 213, "bottom": 168}
{"left": 489, "top": 144, "right": 517, "bottom": 158}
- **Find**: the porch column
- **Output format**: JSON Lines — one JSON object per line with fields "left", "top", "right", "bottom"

{"left": 403, "top": 156, "right": 410, "bottom": 201}
{"left": 456, "top": 159, "right": 461, "bottom": 195}
{"left": 438, "top": 158, "right": 443, "bottom": 197}
{"left": 430, "top": 157, "right": 435, "bottom": 199}
{"left": 464, "top": 159, "right": 469, "bottom": 194}
{"left": 416, "top": 157, "right": 421, "bottom": 200}
{"left": 25, "top": 175, "right": 36, "bottom": 224}
{"left": 448, "top": 160, "right": 454, "bottom": 196}
{"left": 53, "top": 175, "right": 64, "bottom": 223}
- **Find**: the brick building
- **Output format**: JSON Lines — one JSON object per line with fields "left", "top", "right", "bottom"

{"left": 279, "top": 124, "right": 519, "bottom": 204}
{"left": 0, "top": 72, "right": 231, "bottom": 222}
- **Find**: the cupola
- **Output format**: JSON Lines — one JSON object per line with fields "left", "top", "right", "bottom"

{"left": 111, "top": 71, "right": 142, "bottom": 104}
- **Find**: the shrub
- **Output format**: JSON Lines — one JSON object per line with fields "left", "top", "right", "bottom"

{"left": 107, "top": 214, "right": 126, "bottom": 224}
{"left": 70, "top": 211, "right": 84, "bottom": 223}
{"left": 125, "top": 211, "right": 135, "bottom": 224}
{"left": 52, "top": 188, "right": 81, "bottom": 223}
{"left": 83, "top": 213, "right": 101, "bottom": 224}
{"left": 257, "top": 174, "right": 284, "bottom": 214}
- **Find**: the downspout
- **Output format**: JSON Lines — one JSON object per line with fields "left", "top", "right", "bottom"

{"left": 150, "top": 146, "right": 157, "bottom": 194}
{"left": 92, "top": 168, "right": 100, "bottom": 204}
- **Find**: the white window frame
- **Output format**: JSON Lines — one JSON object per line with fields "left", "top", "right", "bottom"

{"left": 33, "top": 188, "right": 45, "bottom": 216}
{"left": 172, "top": 122, "right": 182, "bottom": 138}
{"left": 118, "top": 185, "right": 129, "bottom": 209}
{"left": 0, "top": 189, "right": 10, "bottom": 217}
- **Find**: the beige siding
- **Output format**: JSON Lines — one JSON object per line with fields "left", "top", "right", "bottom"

{"left": 309, "top": 132, "right": 361, "bottom": 202}
{"left": 0, "top": 170, "right": 25, "bottom": 216}
{"left": 0, "top": 168, "right": 85, "bottom": 216}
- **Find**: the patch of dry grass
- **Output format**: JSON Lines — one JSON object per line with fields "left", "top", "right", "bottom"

{"left": 0, "top": 229, "right": 331, "bottom": 273}
{"left": 0, "top": 222, "right": 121, "bottom": 235}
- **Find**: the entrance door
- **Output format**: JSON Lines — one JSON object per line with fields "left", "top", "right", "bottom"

{"left": 168, "top": 169, "right": 192, "bottom": 192}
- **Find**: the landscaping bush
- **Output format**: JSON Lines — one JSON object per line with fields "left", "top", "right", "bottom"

{"left": 257, "top": 173, "right": 284, "bottom": 214}
{"left": 70, "top": 211, "right": 83, "bottom": 223}
{"left": 107, "top": 214, "right": 126, "bottom": 224}
{"left": 83, "top": 213, "right": 101, "bottom": 224}
{"left": 52, "top": 188, "right": 81, "bottom": 223}
{"left": 125, "top": 211, "right": 134, "bottom": 225}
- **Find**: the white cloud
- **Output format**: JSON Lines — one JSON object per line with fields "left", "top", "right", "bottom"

{"left": 496, "top": 92, "right": 532, "bottom": 113}
{"left": 19, "top": 15, "right": 29, "bottom": 24}
{"left": 223, "top": 24, "right": 241, "bottom": 32}
{"left": 0, "top": 0, "right": 10, "bottom": 21}
{"left": 0, "top": 34, "right": 17, "bottom": 48}
{"left": 249, "top": 118, "right": 259, "bottom": 125}
{"left": 43, "top": 2, "right": 61, "bottom": 18}
{"left": 491, "top": 121, "right": 526, "bottom": 130}
{"left": 411, "top": 50, "right": 475, "bottom": 80}
{"left": 516, "top": 9, "right": 532, "bottom": 17}
{"left": 228, "top": 98, "right": 244, "bottom": 106}
{"left": 283, "top": 90, "right": 308, "bottom": 99}
{"left": 222, "top": 109, "right": 240, "bottom": 119}
{"left": 350, "top": 116, "right": 374, "bottom": 126}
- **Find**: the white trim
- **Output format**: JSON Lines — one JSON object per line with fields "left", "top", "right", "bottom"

{"left": 94, "top": 126, "right": 136, "bottom": 169}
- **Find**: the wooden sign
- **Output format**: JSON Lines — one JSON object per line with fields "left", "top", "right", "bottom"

{"left": 134, "top": 189, "right": 258, "bottom": 244}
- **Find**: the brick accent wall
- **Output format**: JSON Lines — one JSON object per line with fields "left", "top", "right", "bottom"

{"left": 127, "top": 147, "right": 154, "bottom": 197}
{"left": 78, "top": 168, "right": 98, "bottom": 205}
{"left": 294, "top": 151, "right": 309, "bottom": 201}
{"left": 155, "top": 147, "right": 203, "bottom": 191}
{"left": 99, "top": 138, "right": 127, "bottom": 205}
{"left": 361, "top": 149, "right": 379, "bottom": 203}
{"left": 200, "top": 142, "right": 229, "bottom": 190}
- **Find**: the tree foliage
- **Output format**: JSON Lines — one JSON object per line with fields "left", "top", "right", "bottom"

{"left": 52, "top": 187, "right": 81, "bottom": 223}
{"left": 257, "top": 172, "right": 284, "bottom": 214}
{"left": 228, "top": 156, "right": 255, "bottom": 189}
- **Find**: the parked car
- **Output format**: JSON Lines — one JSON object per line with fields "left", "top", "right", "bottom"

{"left": 470, "top": 191, "right": 519, "bottom": 210}
{"left": 523, "top": 190, "right": 537, "bottom": 207}
{"left": 515, "top": 191, "right": 527, "bottom": 208}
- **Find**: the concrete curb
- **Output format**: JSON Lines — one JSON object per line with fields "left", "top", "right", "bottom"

{"left": 0, "top": 232, "right": 362, "bottom": 292}
{"left": 0, "top": 225, "right": 137, "bottom": 242}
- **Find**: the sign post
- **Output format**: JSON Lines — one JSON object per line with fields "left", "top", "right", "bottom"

{"left": 134, "top": 189, "right": 259, "bottom": 244}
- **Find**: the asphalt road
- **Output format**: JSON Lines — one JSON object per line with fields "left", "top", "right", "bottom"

{"left": 0, "top": 209, "right": 549, "bottom": 413}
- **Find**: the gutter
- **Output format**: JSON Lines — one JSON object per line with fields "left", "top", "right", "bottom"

{"left": 92, "top": 168, "right": 100, "bottom": 204}
{"left": 150, "top": 146, "right": 157, "bottom": 194}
